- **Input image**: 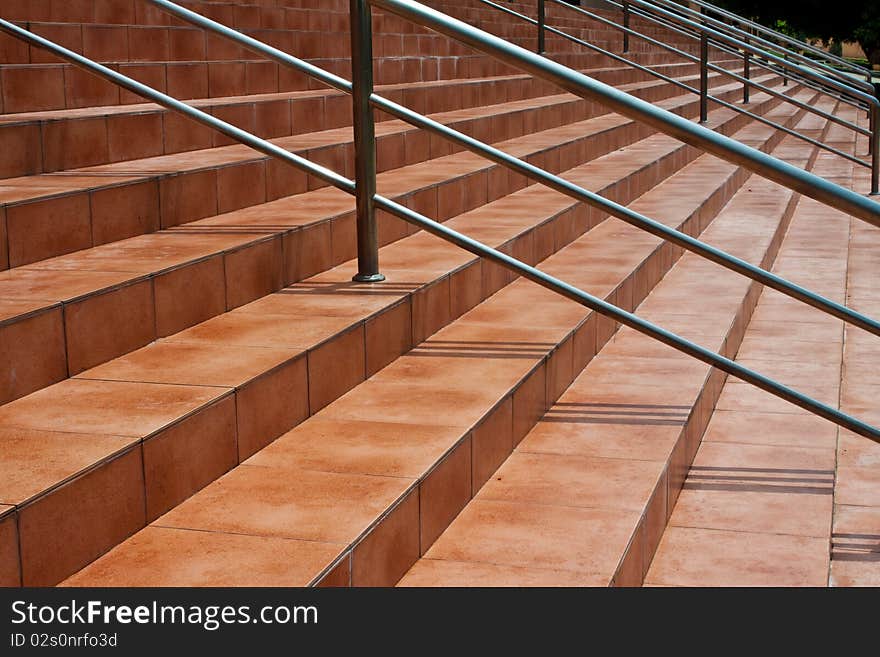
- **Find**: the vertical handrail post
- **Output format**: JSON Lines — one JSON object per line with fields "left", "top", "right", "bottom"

{"left": 349, "top": 0, "right": 384, "bottom": 282}
{"left": 871, "top": 106, "right": 879, "bottom": 195}
{"left": 700, "top": 32, "right": 709, "bottom": 122}
{"left": 742, "top": 36, "right": 750, "bottom": 104}
{"left": 622, "top": 1, "right": 630, "bottom": 53}
{"left": 537, "top": 0, "right": 545, "bottom": 54}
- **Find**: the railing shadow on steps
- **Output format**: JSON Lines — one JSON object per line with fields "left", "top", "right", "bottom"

{"left": 486, "top": 0, "right": 880, "bottom": 192}
{"left": 2, "top": 0, "right": 880, "bottom": 445}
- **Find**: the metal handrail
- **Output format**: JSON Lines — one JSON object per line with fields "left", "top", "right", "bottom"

{"left": 614, "top": 0, "right": 875, "bottom": 97}
{"left": 599, "top": 0, "right": 871, "bottom": 112}
{"left": 676, "top": 0, "right": 873, "bottom": 86}
{"left": 541, "top": 0, "right": 879, "bottom": 191}
{"left": 140, "top": 0, "right": 880, "bottom": 338}
{"left": 2, "top": 10, "right": 878, "bottom": 443}
{"left": 486, "top": 0, "right": 873, "bottom": 177}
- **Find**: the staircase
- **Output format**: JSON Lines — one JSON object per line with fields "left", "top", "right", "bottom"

{"left": 0, "top": 0, "right": 877, "bottom": 588}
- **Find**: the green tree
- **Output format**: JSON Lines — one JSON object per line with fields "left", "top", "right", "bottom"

{"left": 713, "top": 0, "right": 880, "bottom": 67}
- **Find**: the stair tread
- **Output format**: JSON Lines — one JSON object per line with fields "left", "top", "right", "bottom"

{"left": 54, "top": 115, "right": 790, "bottom": 587}
{"left": 400, "top": 135, "right": 818, "bottom": 587}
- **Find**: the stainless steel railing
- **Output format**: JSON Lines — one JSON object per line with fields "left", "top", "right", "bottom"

{"left": 672, "top": 0, "right": 874, "bottom": 87}
{"left": 2, "top": 2, "right": 880, "bottom": 443}
{"left": 513, "top": 0, "right": 880, "bottom": 192}
{"left": 611, "top": 0, "right": 875, "bottom": 97}
{"left": 472, "top": 0, "right": 874, "bottom": 190}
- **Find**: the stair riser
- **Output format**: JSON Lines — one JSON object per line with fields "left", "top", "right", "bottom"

{"left": 0, "top": 82, "right": 787, "bottom": 415}
{"left": 6, "top": 125, "right": 720, "bottom": 587}
{"left": 0, "top": 59, "right": 713, "bottom": 179}
{"left": 624, "top": 115, "right": 836, "bottom": 586}
{"left": 314, "top": 160, "right": 776, "bottom": 587}
{"left": 0, "top": 72, "right": 771, "bottom": 269}
{"left": 0, "top": 49, "right": 679, "bottom": 114}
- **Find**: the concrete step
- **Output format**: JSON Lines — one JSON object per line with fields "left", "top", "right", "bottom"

{"left": 399, "top": 125, "right": 821, "bottom": 587}
{"left": 0, "top": 80, "right": 789, "bottom": 412}
{"left": 645, "top": 101, "right": 878, "bottom": 587}
{"left": 36, "top": 105, "right": 805, "bottom": 588}
{"left": 0, "top": 59, "right": 727, "bottom": 178}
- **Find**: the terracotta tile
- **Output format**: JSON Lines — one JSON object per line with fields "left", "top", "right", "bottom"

{"left": 142, "top": 396, "right": 238, "bottom": 521}
{"left": 79, "top": 339, "right": 293, "bottom": 388}
{"left": 365, "top": 299, "right": 412, "bottom": 377}
{"left": 308, "top": 325, "right": 366, "bottom": 413}
{"left": 420, "top": 437, "right": 472, "bottom": 553}
{"left": 613, "top": 521, "right": 644, "bottom": 587}
{"left": 671, "top": 471, "right": 833, "bottom": 539}
{"left": 646, "top": 526, "right": 829, "bottom": 587}
{"left": 0, "top": 208, "right": 6, "bottom": 270}
{"left": 163, "top": 110, "right": 213, "bottom": 154}
{"left": 0, "top": 305, "right": 66, "bottom": 405}
{"left": 399, "top": 558, "right": 605, "bottom": 587}
{"left": 156, "top": 464, "right": 413, "bottom": 545}
{"left": 425, "top": 499, "right": 637, "bottom": 581}
{"left": 321, "top": 379, "right": 499, "bottom": 430}
{"left": 546, "top": 334, "right": 574, "bottom": 403}
{"left": 315, "top": 554, "right": 351, "bottom": 587}
{"left": 0, "top": 425, "right": 134, "bottom": 508}
{"left": 284, "top": 222, "right": 332, "bottom": 283}
{"left": 449, "top": 261, "right": 482, "bottom": 318}
{"left": 245, "top": 418, "right": 463, "bottom": 479}
{"left": 352, "top": 488, "right": 420, "bottom": 587}
{"left": 65, "top": 65, "right": 119, "bottom": 108}
{"left": 0, "top": 378, "right": 227, "bottom": 438}
{"left": 91, "top": 180, "right": 160, "bottom": 245}
{"left": 166, "top": 63, "right": 209, "bottom": 101}
{"left": 703, "top": 410, "right": 838, "bottom": 450}
{"left": 159, "top": 170, "right": 218, "bottom": 228}
{"left": 19, "top": 447, "right": 145, "bottom": 586}
{"left": 471, "top": 397, "right": 513, "bottom": 493}
{"left": 107, "top": 113, "right": 164, "bottom": 163}
{"left": 64, "top": 278, "right": 156, "bottom": 375}
{"left": 2, "top": 66, "right": 65, "bottom": 112}
{"left": 224, "top": 237, "right": 284, "bottom": 309}
{"left": 154, "top": 256, "right": 227, "bottom": 337}
{"left": 6, "top": 194, "right": 92, "bottom": 267}
{"left": 483, "top": 452, "right": 663, "bottom": 513}
{"left": 836, "top": 466, "right": 880, "bottom": 507}
{"left": 236, "top": 355, "right": 309, "bottom": 460}
{"left": 411, "top": 276, "right": 450, "bottom": 343}
{"left": 208, "top": 62, "right": 246, "bottom": 98}
{"left": 830, "top": 505, "right": 880, "bottom": 587}
{"left": 254, "top": 100, "right": 292, "bottom": 139}
{"left": 217, "top": 161, "right": 267, "bottom": 213}
{"left": 0, "top": 508, "right": 20, "bottom": 587}
{"left": 512, "top": 363, "right": 547, "bottom": 445}
{"left": 62, "top": 526, "right": 342, "bottom": 587}
{"left": 0, "top": 124, "right": 43, "bottom": 179}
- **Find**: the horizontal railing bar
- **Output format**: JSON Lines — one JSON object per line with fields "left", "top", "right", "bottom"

{"left": 618, "top": 2, "right": 871, "bottom": 111}
{"left": 143, "top": 0, "right": 880, "bottom": 336}
{"left": 588, "top": 0, "right": 872, "bottom": 125}
{"left": 477, "top": 0, "right": 871, "bottom": 170}
{"left": 703, "top": 39, "right": 869, "bottom": 113}
{"left": 613, "top": 0, "right": 879, "bottom": 107}
{"left": 475, "top": 0, "right": 702, "bottom": 97}
{"left": 617, "top": 2, "right": 870, "bottom": 113}
{"left": 374, "top": 193, "right": 880, "bottom": 444}
{"left": 601, "top": 0, "right": 875, "bottom": 99}
{"left": 6, "top": 10, "right": 878, "bottom": 444}
{"left": 679, "top": 0, "right": 872, "bottom": 81}
{"left": 708, "top": 93, "right": 871, "bottom": 168}
{"left": 641, "top": 0, "right": 876, "bottom": 95}
{"left": 372, "top": 0, "right": 880, "bottom": 213}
